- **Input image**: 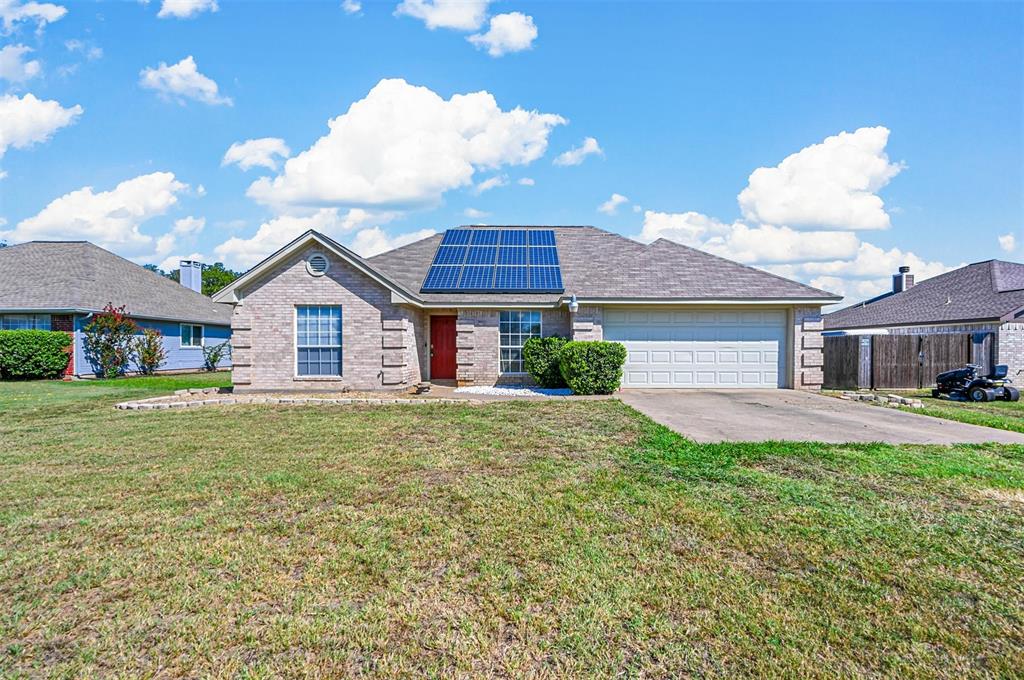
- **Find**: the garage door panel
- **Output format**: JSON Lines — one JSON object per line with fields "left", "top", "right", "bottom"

{"left": 607, "top": 308, "right": 786, "bottom": 388}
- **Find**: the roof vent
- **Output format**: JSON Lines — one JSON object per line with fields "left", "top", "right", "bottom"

{"left": 306, "top": 253, "right": 329, "bottom": 276}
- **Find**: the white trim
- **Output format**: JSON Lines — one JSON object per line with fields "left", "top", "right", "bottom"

{"left": 180, "top": 323, "right": 204, "bottom": 349}
{"left": 569, "top": 297, "right": 839, "bottom": 306}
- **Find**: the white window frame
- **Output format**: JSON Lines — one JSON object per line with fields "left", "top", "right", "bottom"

{"left": 180, "top": 323, "right": 204, "bottom": 349}
{"left": 294, "top": 305, "right": 343, "bottom": 378}
{"left": 0, "top": 313, "right": 51, "bottom": 330}
{"left": 499, "top": 310, "right": 542, "bottom": 374}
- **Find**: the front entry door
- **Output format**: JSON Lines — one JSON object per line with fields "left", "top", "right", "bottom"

{"left": 430, "top": 315, "right": 457, "bottom": 380}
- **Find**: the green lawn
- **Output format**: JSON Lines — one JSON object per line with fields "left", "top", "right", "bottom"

{"left": 896, "top": 389, "right": 1024, "bottom": 434}
{"left": 2, "top": 376, "right": 1023, "bottom": 677}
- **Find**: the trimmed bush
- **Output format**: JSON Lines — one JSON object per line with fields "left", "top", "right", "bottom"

{"left": 522, "top": 335, "right": 569, "bottom": 388}
{"left": 0, "top": 330, "right": 72, "bottom": 379}
{"left": 558, "top": 340, "right": 627, "bottom": 395}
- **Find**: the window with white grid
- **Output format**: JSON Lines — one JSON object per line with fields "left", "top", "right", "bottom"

{"left": 499, "top": 310, "right": 541, "bottom": 373}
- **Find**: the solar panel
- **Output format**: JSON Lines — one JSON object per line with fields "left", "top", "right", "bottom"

{"left": 470, "top": 229, "right": 500, "bottom": 245}
{"left": 529, "top": 266, "right": 563, "bottom": 290}
{"left": 459, "top": 265, "right": 495, "bottom": 289}
{"left": 422, "top": 265, "right": 461, "bottom": 289}
{"left": 434, "top": 246, "right": 467, "bottom": 265}
{"left": 497, "top": 247, "right": 527, "bottom": 265}
{"left": 500, "top": 229, "right": 527, "bottom": 246}
{"left": 440, "top": 229, "right": 471, "bottom": 245}
{"left": 422, "top": 228, "right": 563, "bottom": 292}
{"left": 466, "top": 246, "right": 497, "bottom": 265}
{"left": 528, "top": 247, "right": 559, "bottom": 266}
{"left": 494, "top": 266, "right": 528, "bottom": 289}
{"left": 528, "top": 230, "right": 556, "bottom": 246}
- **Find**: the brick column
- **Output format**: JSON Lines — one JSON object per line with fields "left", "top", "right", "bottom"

{"left": 50, "top": 314, "right": 75, "bottom": 379}
{"left": 793, "top": 307, "right": 824, "bottom": 389}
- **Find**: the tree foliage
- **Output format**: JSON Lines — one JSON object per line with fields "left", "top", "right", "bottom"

{"left": 202, "top": 341, "right": 231, "bottom": 372}
{"left": 134, "top": 327, "right": 167, "bottom": 375}
{"left": 144, "top": 262, "right": 242, "bottom": 296}
{"left": 83, "top": 304, "right": 139, "bottom": 378}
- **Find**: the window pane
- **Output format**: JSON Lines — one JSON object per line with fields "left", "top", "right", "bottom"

{"left": 194, "top": 326, "right": 203, "bottom": 346}
{"left": 297, "top": 306, "right": 343, "bottom": 376}
{"left": 181, "top": 325, "right": 192, "bottom": 346}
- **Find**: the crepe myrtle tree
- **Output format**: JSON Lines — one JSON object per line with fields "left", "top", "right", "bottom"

{"left": 83, "top": 304, "right": 139, "bottom": 378}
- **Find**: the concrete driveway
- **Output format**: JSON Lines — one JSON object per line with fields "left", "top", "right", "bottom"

{"left": 619, "top": 389, "right": 1024, "bottom": 444}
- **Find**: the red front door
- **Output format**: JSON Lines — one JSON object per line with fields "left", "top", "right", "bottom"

{"left": 430, "top": 315, "right": 457, "bottom": 380}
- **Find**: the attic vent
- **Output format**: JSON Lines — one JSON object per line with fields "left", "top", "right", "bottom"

{"left": 306, "top": 253, "right": 329, "bottom": 276}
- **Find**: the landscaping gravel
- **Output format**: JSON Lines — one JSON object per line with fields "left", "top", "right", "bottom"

{"left": 454, "top": 386, "right": 573, "bottom": 397}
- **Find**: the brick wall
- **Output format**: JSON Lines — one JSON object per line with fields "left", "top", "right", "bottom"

{"left": 454, "top": 308, "right": 570, "bottom": 385}
{"left": 51, "top": 314, "right": 75, "bottom": 378}
{"left": 793, "top": 306, "right": 824, "bottom": 390}
{"left": 998, "top": 322, "right": 1024, "bottom": 379}
{"left": 570, "top": 305, "right": 603, "bottom": 340}
{"left": 230, "top": 246, "right": 423, "bottom": 391}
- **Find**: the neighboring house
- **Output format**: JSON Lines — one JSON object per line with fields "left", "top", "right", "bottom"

{"left": 0, "top": 241, "right": 232, "bottom": 377}
{"left": 212, "top": 226, "right": 840, "bottom": 391}
{"left": 825, "top": 260, "right": 1024, "bottom": 379}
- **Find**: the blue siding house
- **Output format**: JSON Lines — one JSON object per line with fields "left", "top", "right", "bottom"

{"left": 0, "top": 241, "right": 232, "bottom": 377}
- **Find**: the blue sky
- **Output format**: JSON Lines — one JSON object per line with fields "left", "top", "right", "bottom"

{"left": 1, "top": 0, "right": 1021, "bottom": 302}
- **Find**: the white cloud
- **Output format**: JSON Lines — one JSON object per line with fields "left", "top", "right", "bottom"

{"left": 0, "top": 44, "right": 39, "bottom": 81}
{"left": 799, "top": 242, "right": 958, "bottom": 301}
{"left": 222, "top": 137, "right": 290, "bottom": 171}
{"left": 246, "top": 78, "right": 564, "bottom": 210}
{"left": 395, "top": 0, "right": 489, "bottom": 30}
{"left": 349, "top": 226, "right": 436, "bottom": 257}
{"left": 139, "top": 56, "right": 232, "bottom": 106}
{"left": 474, "top": 174, "right": 507, "bottom": 194}
{"left": 999, "top": 233, "right": 1017, "bottom": 254}
{"left": 0, "top": 0, "right": 66, "bottom": 33}
{"left": 639, "top": 210, "right": 732, "bottom": 247}
{"left": 0, "top": 93, "right": 82, "bottom": 159}
{"left": 702, "top": 223, "right": 860, "bottom": 265}
{"left": 213, "top": 208, "right": 381, "bottom": 268}
{"left": 468, "top": 11, "right": 537, "bottom": 56}
{"left": 65, "top": 39, "right": 102, "bottom": 60}
{"left": 1, "top": 172, "right": 188, "bottom": 254}
{"left": 463, "top": 207, "right": 489, "bottom": 219}
{"left": 553, "top": 136, "right": 602, "bottom": 167}
{"left": 341, "top": 0, "right": 361, "bottom": 14}
{"left": 171, "top": 215, "right": 205, "bottom": 236}
{"left": 738, "top": 126, "right": 905, "bottom": 231}
{"left": 597, "top": 193, "right": 628, "bottom": 215}
{"left": 157, "top": 0, "right": 218, "bottom": 19}
{"left": 517, "top": 177, "right": 534, "bottom": 186}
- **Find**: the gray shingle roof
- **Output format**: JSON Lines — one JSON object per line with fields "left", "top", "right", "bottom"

{"left": 368, "top": 226, "right": 838, "bottom": 303}
{"left": 825, "top": 259, "right": 1024, "bottom": 329}
{"left": 0, "top": 241, "right": 232, "bottom": 325}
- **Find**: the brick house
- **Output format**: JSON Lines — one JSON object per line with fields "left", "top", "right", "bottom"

{"left": 212, "top": 226, "right": 839, "bottom": 392}
{"left": 825, "top": 260, "right": 1024, "bottom": 378}
{"left": 0, "top": 241, "right": 232, "bottom": 377}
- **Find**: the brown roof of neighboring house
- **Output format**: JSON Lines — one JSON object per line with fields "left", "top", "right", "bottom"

{"left": 367, "top": 225, "right": 838, "bottom": 303}
{"left": 0, "top": 241, "right": 232, "bottom": 325}
{"left": 825, "top": 259, "right": 1024, "bottom": 330}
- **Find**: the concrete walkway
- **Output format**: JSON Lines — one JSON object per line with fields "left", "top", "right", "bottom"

{"left": 619, "top": 389, "right": 1024, "bottom": 444}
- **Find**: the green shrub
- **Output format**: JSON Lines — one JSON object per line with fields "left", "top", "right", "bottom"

{"left": 0, "top": 330, "right": 72, "bottom": 379}
{"left": 558, "top": 341, "right": 627, "bottom": 395}
{"left": 202, "top": 341, "right": 231, "bottom": 372}
{"left": 523, "top": 336, "right": 569, "bottom": 388}
{"left": 134, "top": 328, "right": 167, "bottom": 375}
{"left": 83, "top": 304, "right": 138, "bottom": 378}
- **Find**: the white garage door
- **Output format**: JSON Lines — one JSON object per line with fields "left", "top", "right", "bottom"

{"left": 604, "top": 309, "right": 787, "bottom": 388}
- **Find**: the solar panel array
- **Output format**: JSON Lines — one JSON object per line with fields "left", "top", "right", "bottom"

{"left": 421, "top": 228, "right": 564, "bottom": 292}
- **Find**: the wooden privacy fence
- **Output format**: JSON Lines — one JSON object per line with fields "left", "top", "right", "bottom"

{"left": 824, "top": 332, "right": 993, "bottom": 390}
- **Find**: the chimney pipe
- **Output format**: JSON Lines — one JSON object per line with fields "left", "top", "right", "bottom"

{"left": 180, "top": 260, "right": 203, "bottom": 293}
{"left": 892, "top": 265, "right": 914, "bottom": 294}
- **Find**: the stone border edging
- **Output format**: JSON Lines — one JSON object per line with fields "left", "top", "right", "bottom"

{"left": 114, "top": 388, "right": 472, "bottom": 411}
{"left": 837, "top": 391, "right": 925, "bottom": 409}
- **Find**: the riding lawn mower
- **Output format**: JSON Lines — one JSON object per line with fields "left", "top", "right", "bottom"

{"left": 933, "top": 364, "right": 1020, "bottom": 402}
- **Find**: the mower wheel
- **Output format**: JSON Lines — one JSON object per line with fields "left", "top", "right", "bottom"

{"left": 931, "top": 389, "right": 941, "bottom": 399}
{"left": 1004, "top": 386, "right": 1021, "bottom": 402}
{"left": 969, "top": 386, "right": 991, "bottom": 402}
